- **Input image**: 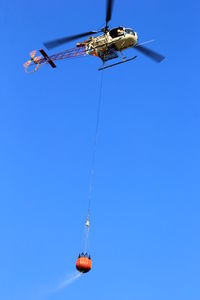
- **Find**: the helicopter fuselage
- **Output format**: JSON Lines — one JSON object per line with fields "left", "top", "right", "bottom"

{"left": 77, "top": 27, "right": 138, "bottom": 62}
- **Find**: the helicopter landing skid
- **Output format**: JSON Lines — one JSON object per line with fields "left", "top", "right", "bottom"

{"left": 98, "top": 56, "right": 137, "bottom": 71}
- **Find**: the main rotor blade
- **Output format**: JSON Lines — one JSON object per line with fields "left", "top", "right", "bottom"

{"left": 106, "top": 0, "right": 114, "bottom": 26}
{"left": 135, "top": 44, "right": 165, "bottom": 63}
{"left": 44, "top": 31, "right": 99, "bottom": 50}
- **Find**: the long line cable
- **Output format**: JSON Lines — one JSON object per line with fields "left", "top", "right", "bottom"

{"left": 87, "top": 71, "right": 104, "bottom": 218}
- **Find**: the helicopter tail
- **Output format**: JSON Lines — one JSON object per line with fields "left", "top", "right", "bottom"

{"left": 39, "top": 49, "right": 56, "bottom": 68}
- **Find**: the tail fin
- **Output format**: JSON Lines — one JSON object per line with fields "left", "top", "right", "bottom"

{"left": 39, "top": 49, "right": 56, "bottom": 68}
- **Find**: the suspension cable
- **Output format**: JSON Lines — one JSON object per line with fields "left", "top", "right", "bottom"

{"left": 87, "top": 71, "right": 104, "bottom": 220}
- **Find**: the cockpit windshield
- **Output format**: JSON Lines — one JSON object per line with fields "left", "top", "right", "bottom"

{"left": 109, "top": 27, "right": 124, "bottom": 38}
{"left": 125, "top": 28, "right": 135, "bottom": 35}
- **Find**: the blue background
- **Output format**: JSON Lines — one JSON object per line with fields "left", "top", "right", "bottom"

{"left": 1, "top": 0, "right": 200, "bottom": 299}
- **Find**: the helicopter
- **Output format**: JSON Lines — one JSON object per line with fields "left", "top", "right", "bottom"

{"left": 24, "top": 0, "right": 164, "bottom": 72}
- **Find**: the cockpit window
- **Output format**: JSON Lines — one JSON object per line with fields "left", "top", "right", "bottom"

{"left": 125, "top": 28, "right": 135, "bottom": 35}
{"left": 109, "top": 27, "right": 124, "bottom": 38}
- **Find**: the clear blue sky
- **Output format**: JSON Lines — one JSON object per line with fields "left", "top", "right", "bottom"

{"left": 1, "top": 0, "right": 200, "bottom": 299}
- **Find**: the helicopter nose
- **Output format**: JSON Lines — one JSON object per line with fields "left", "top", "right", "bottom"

{"left": 134, "top": 32, "right": 138, "bottom": 43}
{"left": 132, "top": 32, "right": 138, "bottom": 46}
